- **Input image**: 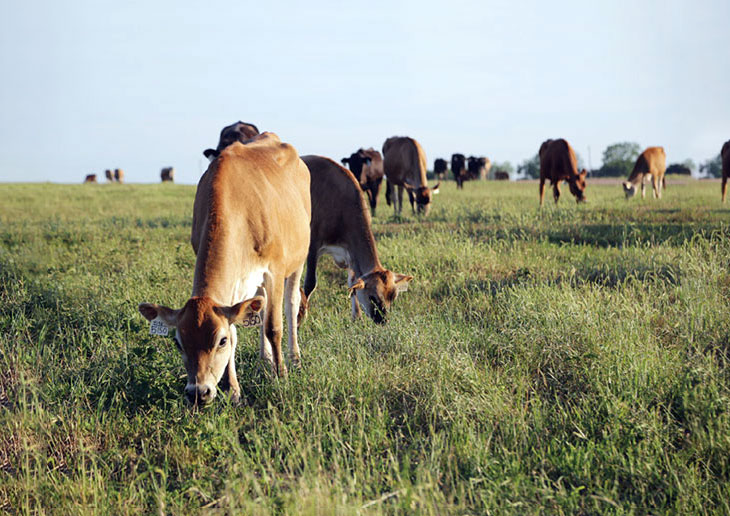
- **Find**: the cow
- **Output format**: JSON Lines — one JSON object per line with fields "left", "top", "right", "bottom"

{"left": 161, "top": 167, "right": 175, "bottom": 182}
{"left": 467, "top": 156, "right": 490, "bottom": 180}
{"left": 538, "top": 139, "right": 587, "bottom": 205}
{"left": 300, "top": 155, "right": 412, "bottom": 324}
{"left": 84, "top": 174, "right": 97, "bottom": 183}
{"left": 383, "top": 136, "right": 440, "bottom": 216}
{"left": 494, "top": 170, "right": 510, "bottom": 181}
{"left": 203, "top": 121, "right": 260, "bottom": 161}
{"left": 114, "top": 168, "right": 124, "bottom": 183}
{"left": 721, "top": 140, "right": 730, "bottom": 203}
{"left": 434, "top": 158, "right": 448, "bottom": 180}
{"left": 138, "top": 133, "right": 311, "bottom": 406}
{"left": 451, "top": 153, "right": 468, "bottom": 189}
{"left": 342, "top": 148, "right": 385, "bottom": 216}
{"left": 622, "top": 147, "right": 666, "bottom": 200}
{"left": 105, "top": 169, "right": 114, "bottom": 182}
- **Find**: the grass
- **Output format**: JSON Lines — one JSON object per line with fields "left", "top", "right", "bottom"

{"left": 1, "top": 178, "right": 729, "bottom": 514}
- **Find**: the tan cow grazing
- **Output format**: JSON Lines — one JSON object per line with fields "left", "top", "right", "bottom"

{"left": 539, "top": 138, "right": 587, "bottom": 205}
{"left": 358, "top": 148, "right": 385, "bottom": 216}
{"left": 622, "top": 147, "right": 666, "bottom": 200}
{"left": 382, "top": 136, "right": 440, "bottom": 216}
{"left": 138, "top": 133, "right": 311, "bottom": 405}
{"left": 721, "top": 140, "right": 730, "bottom": 202}
{"left": 160, "top": 167, "right": 175, "bottom": 182}
{"left": 114, "top": 168, "right": 124, "bottom": 183}
{"left": 300, "top": 155, "right": 412, "bottom": 324}
{"left": 105, "top": 169, "right": 114, "bottom": 182}
{"left": 84, "top": 174, "right": 97, "bottom": 183}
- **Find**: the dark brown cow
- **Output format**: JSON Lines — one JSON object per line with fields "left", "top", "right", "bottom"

{"left": 300, "top": 155, "right": 412, "bottom": 324}
{"left": 539, "top": 139, "right": 587, "bottom": 205}
{"left": 161, "top": 167, "right": 175, "bottom": 182}
{"left": 341, "top": 148, "right": 384, "bottom": 215}
{"left": 84, "top": 174, "right": 97, "bottom": 183}
{"left": 105, "top": 169, "right": 114, "bottom": 182}
{"left": 203, "top": 121, "right": 261, "bottom": 160}
{"left": 494, "top": 170, "right": 510, "bottom": 181}
{"left": 467, "top": 156, "right": 490, "bottom": 180}
{"left": 622, "top": 147, "right": 666, "bottom": 200}
{"left": 721, "top": 140, "right": 730, "bottom": 203}
{"left": 383, "top": 136, "right": 440, "bottom": 216}
{"left": 139, "top": 133, "right": 311, "bottom": 405}
{"left": 114, "top": 168, "right": 124, "bottom": 183}
{"left": 434, "top": 158, "right": 448, "bottom": 180}
{"left": 451, "top": 153, "right": 467, "bottom": 189}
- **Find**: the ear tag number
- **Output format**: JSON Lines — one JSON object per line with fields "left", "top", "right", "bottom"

{"left": 241, "top": 312, "right": 262, "bottom": 328}
{"left": 396, "top": 283, "right": 409, "bottom": 293}
{"left": 150, "top": 318, "right": 169, "bottom": 336}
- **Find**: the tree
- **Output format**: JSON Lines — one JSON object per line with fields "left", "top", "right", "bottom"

{"left": 699, "top": 154, "right": 722, "bottom": 178}
{"left": 596, "top": 142, "right": 641, "bottom": 177}
{"left": 517, "top": 154, "right": 540, "bottom": 179}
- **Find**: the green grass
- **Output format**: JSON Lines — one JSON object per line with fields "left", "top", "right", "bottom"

{"left": 1, "top": 179, "right": 729, "bottom": 514}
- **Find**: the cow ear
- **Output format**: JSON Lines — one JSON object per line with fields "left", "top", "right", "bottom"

{"left": 341, "top": 158, "right": 349, "bottom": 165}
{"left": 221, "top": 296, "right": 265, "bottom": 324}
{"left": 580, "top": 169, "right": 588, "bottom": 178}
{"left": 139, "top": 303, "right": 179, "bottom": 327}
{"left": 393, "top": 273, "right": 413, "bottom": 293}
{"left": 203, "top": 149, "right": 218, "bottom": 161}
{"left": 348, "top": 278, "right": 365, "bottom": 298}
{"left": 432, "top": 182, "right": 441, "bottom": 194}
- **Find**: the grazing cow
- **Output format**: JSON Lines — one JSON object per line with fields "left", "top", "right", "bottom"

{"left": 84, "top": 174, "right": 97, "bottom": 183}
{"left": 721, "top": 140, "right": 730, "bottom": 203}
{"left": 383, "top": 136, "right": 440, "bottom": 216}
{"left": 434, "top": 158, "right": 448, "bottom": 180}
{"left": 114, "top": 168, "right": 124, "bottom": 183}
{"left": 467, "top": 156, "right": 490, "bottom": 180}
{"left": 539, "top": 139, "right": 587, "bottom": 205}
{"left": 622, "top": 147, "right": 666, "bottom": 200}
{"left": 203, "top": 121, "right": 260, "bottom": 161}
{"left": 139, "top": 133, "right": 311, "bottom": 405}
{"left": 451, "top": 153, "right": 468, "bottom": 189}
{"left": 494, "top": 170, "right": 510, "bottom": 181}
{"left": 105, "top": 169, "right": 114, "bottom": 182}
{"left": 300, "top": 155, "right": 412, "bottom": 324}
{"left": 161, "top": 167, "right": 175, "bottom": 182}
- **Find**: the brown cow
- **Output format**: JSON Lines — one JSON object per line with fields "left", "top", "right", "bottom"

{"left": 383, "top": 136, "right": 440, "bottom": 215}
{"left": 105, "top": 169, "right": 114, "bottom": 182}
{"left": 139, "top": 133, "right": 311, "bottom": 405}
{"left": 358, "top": 148, "right": 384, "bottom": 216}
{"left": 300, "top": 155, "right": 412, "bottom": 324}
{"left": 114, "top": 168, "right": 124, "bottom": 183}
{"left": 539, "top": 139, "right": 587, "bottom": 205}
{"left": 494, "top": 170, "right": 510, "bottom": 181}
{"left": 84, "top": 174, "right": 97, "bottom": 183}
{"left": 721, "top": 140, "right": 730, "bottom": 203}
{"left": 161, "top": 167, "right": 175, "bottom": 182}
{"left": 622, "top": 147, "right": 666, "bottom": 200}
{"left": 434, "top": 158, "right": 448, "bottom": 180}
{"left": 203, "top": 121, "right": 260, "bottom": 161}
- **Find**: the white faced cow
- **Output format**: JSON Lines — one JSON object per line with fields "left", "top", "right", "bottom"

{"left": 139, "top": 133, "right": 311, "bottom": 405}
{"left": 300, "top": 155, "right": 412, "bottom": 324}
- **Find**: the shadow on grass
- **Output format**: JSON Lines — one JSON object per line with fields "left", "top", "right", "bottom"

{"left": 548, "top": 223, "right": 730, "bottom": 248}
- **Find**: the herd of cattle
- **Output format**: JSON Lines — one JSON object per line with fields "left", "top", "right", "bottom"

{"left": 129, "top": 121, "right": 730, "bottom": 405}
{"left": 84, "top": 166, "right": 174, "bottom": 184}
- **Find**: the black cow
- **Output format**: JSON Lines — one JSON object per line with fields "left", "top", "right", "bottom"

{"left": 451, "top": 153, "right": 467, "bottom": 189}
{"left": 434, "top": 158, "right": 448, "bottom": 180}
{"left": 203, "top": 121, "right": 261, "bottom": 160}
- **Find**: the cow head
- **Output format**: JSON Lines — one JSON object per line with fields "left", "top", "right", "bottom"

{"left": 203, "top": 121, "right": 261, "bottom": 161}
{"left": 341, "top": 151, "right": 372, "bottom": 181}
{"left": 622, "top": 181, "right": 638, "bottom": 199}
{"left": 568, "top": 169, "right": 588, "bottom": 203}
{"left": 404, "top": 182, "right": 440, "bottom": 215}
{"left": 139, "top": 296, "right": 264, "bottom": 406}
{"left": 348, "top": 269, "right": 413, "bottom": 324}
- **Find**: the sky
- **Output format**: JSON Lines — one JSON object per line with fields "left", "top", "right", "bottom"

{"left": 1, "top": 0, "right": 728, "bottom": 183}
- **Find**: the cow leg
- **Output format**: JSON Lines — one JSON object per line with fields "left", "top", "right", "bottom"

{"left": 539, "top": 177, "right": 546, "bottom": 206}
{"left": 552, "top": 182, "right": 561, "bottom": 204}
{"left": 284, "top": 265, "right": 304, "bottom": 369}
{"left": 641, "top": 179, "right": 646, "bottom": 199}
{"left": 259, "top": 277, "right": 275, "bottom": 373}
{"left": 407, "top": 188, "right": 416, "bottom": 214}
{"left": 396, "top": 185, "right": 404, "bottom": 215}
{"left": 722, "top": 176, "right": 728, "bottom": 203}
{"left": 652, "top": 175, "right": 659, "bottom": 199}
{"left": 348, "top": 269, "right": 362, "bottom": 320}
{"left": 300, "top": 247, "right": 318, "bottom": 327}
{"left": 263, "top": 276, "right": 287, "bottom": 378}
{"left": 221, "top": 324, "right": 241, "bottom": 404}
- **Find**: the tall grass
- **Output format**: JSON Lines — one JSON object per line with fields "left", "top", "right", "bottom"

{"left": 1, "top": 179, "right": 729, "bottom": 514}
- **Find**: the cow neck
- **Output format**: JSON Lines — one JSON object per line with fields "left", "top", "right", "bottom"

{"left": 343, "top": 215, "right": 381, "bottom": 278}
{"left": 191, "top": 214, "right": 239, "bottom": 304}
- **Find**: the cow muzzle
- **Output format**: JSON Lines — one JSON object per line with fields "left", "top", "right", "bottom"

{"left": 184, "top": 384, "right": 216, "bottom": 405}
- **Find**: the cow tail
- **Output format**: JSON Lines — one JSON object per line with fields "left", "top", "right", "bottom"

{"left": 662, "top": 176, "right": 666, "bottom": 190}
{"left": 385, "top": 179, "right": 392, "bottom": 205}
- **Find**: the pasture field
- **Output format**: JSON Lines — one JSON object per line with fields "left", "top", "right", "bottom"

{"left": 1, "top": 179, "right": 729, "bottom": 514}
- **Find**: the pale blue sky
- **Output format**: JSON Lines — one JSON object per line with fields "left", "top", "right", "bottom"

{"left": 1, "top": 0, "right": 728, "bottom": 183}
